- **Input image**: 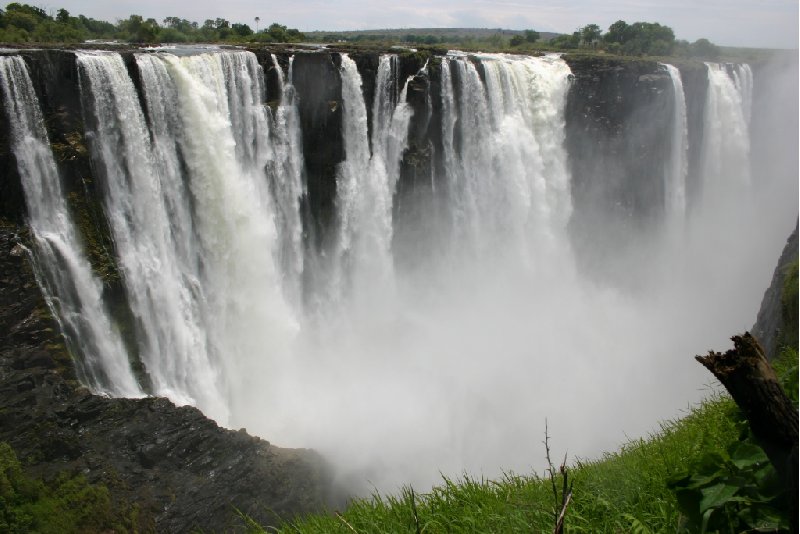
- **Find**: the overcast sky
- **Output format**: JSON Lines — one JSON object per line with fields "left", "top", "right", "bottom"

{"left": 39, "top": 0, "right": 798, "bottom": 48}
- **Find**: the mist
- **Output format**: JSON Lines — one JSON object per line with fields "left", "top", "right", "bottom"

{"left": 225, "top": 53, "right": 798, "bottom": 494}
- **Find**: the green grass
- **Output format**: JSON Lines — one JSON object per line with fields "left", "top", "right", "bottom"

{"left": 262, "top": 396, "right": 740, "bottom": 533}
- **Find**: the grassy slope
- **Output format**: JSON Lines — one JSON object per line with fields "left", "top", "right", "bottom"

{"left": 267, "top": 397, "right": 739, "bottom": 533}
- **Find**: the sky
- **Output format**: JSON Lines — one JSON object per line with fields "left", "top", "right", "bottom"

{"left": 39, "top": 0, "right": 798, "bottom": 50}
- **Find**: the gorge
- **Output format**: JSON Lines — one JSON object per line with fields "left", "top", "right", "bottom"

{"left": 0, "top": 45, "right": 797, "bottom": 530}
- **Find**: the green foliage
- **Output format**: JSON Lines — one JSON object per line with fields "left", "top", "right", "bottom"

{"left": 668, "top": 319, "right": 797, "bottom": 533}
{"left": 773, "top": 346, "right": 798, "bottom": 408}
{"left": 0, "top": 3, "right": 303, "bottom": 44}
{"left": 266, "top": 396, "right": 739, "bottom": 533}
{"left": 0, "top": 442, "right": 137, "bottom": 533}
{"left": 688, "top": 38, "right": 722, "bottom": 59}
{"left": 669, "top": 438, "right": 788, "bottom": 532}
{"left": 550, "top": 32, "right": 580, "bottom": 50}
{"left": 580, "top": 24, "right": 602, "bottom": 45}
{"left": 780, "top": 260, "right": 798, "bottom": 349}
{"left": 523, "top": 29, "right": 539, "bottom": 43}
{"left": 595, "top": 19, "right": 682, "bottom": 56}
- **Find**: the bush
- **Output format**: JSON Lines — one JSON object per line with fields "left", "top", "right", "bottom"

{"left": 0, "top": 442, "right": 138, "bottom": 533}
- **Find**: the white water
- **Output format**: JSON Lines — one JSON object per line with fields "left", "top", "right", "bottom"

{"left": 733, "top": 63, "right": 753, "bottom": 126}
{"left": 701, "top": 62, "right": 751, "bottom": 201}
{"left": 0, "top": 56, "right": 140, "bottom": 397}
{"left": 9, "top": 50, "right": 795, "bottom": 495}
{"left": 439, "top": 53, "right": 572, "bottom": 269}
{"left": 268, "top": 53, "right": 306, "bottom": 309}
{"left": 661, "top": 63, "right": 688, "bottom": 221}
{"left": 332, "top": 54, "right": 414, "bottom": 305}
{"left": 78, "top": 51, "right": 297, "bottom": 426}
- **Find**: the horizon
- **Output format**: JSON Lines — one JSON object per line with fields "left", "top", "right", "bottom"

{"left": 29, "top": 0, "right": 799, "bottom": 50}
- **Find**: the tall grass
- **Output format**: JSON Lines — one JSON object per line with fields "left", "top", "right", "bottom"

{"left": 261, "top": 395, "right": 739, "bottom": 533}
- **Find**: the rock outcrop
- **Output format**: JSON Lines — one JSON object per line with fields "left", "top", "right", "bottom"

{"left": 0, "top": 225, "right": 334, "bottom": 532}
{"left": 752, "top": 223, "right": 799, "bottom": 359}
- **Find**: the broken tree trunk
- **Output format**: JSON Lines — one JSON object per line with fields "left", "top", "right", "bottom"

{"left": 696, "top": 333, "right": 798, "bottom": 532}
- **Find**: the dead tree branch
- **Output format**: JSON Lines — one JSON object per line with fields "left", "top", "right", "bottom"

{"left": 696, "top": 333, "right": 798, "bottom": 532}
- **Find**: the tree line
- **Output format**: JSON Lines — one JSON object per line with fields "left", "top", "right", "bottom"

{"left": 0, "top": 3, "right": 722, "bottom": 58}
{"left": 548, "top": 20, "right": 721, "bottom": 58}
{"left": 0, "top": 2, "right": 305, "bottom": 43}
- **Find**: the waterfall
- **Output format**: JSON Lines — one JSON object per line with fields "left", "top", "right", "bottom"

{"left": 732, "top": 63, "right": 753, "bottom": 126}
{"left": 661, "top": 63, "right": 688, "bottom": 220}
{"left": 268, "top": 53, "right": 306, "bottom": 309}
{"left": 5, "top": 48, "right": 794, "bottom": 495}
{"left": 333, "top": 54, "right": 414, "bottom": 302}
{"left": 700, "top": 62, "right": 752, "bottom": 201}
{"left": 0, "top": 56, "right": 140, "bottom": 396}
{"left": 78, "top": 50, "right": 297, "bottom": 427}
{"left": 440, "top": 53, "right": 572, "bottom": 266}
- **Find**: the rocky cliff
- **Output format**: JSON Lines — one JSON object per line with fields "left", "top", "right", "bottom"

{"left": 752, "top": 223, "right": 799, "bottom": 359}
{"left": 0, "top": 226, "right": 334, "bottom": 531}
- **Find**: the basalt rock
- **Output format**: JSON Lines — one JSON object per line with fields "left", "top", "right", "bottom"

{"left": 752, "top": 223, "right": 799, "bottom": 359}
{"left": 0, "top": 224, "right": 335, "bottom": 532}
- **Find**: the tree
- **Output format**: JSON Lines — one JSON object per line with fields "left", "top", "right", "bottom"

{"left": 268, "top": 22, "right": 287, "bottom": 41}
{"left": 601, "top": 20, "right": 675, "bottom": 56}
{"left": 550, "top": 32, "right": 579, "bottom": 49}
{"left": 580, "top": 24, "right": 602, "bottom": 45}
{"left": 604, "top": 20, "right": 629, "bottom": 44}
{"left": 5, "top": 3, "right": 49, "bottom": 21}
{"left": 254, "top": 16, "right": 260, "bottom": 33}
{"left": 118, "top": 14, "right": 159, "bottom": 43}
{"left": 231, "top": 23, "right": 252, "bottom": 37}
{"left": 510, "top": 35, "right": 524, "bottom": 46}
{"left": 55, "top": 8, "right": 69, "bottom": 24}
{"left": 689, "top": 38, "right": 720, "bottom": 59}
{"left": 524, "top": 29, "right": 539, "bottom": 43}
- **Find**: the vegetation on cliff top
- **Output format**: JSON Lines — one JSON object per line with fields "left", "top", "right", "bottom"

{"left": 0, "top": 2, "right": 305, "bottom": 44}
{"left": 0, "top": 2, "right": 738, "bottom": 61}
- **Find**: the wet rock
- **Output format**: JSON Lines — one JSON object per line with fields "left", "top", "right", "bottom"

{"left": 0, "top": 225, "right": 335, "bottom": 533}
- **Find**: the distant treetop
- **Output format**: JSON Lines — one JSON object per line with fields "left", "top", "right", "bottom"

{"left": 0, "top": 2, "right": 304, "bottom": 44}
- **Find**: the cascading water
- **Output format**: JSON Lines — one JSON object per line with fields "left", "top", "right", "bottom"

{"left": 661, "top": 63, "right": 688, "bottom": 221}
{"left": 78, "top": 50, "right": 297, "bottom": 427}
{"left": 732, "top": 63, "right": 753, "bottom": 126}
{"left": 78, "top": 51, "right": 226, "bottom": 418}
{"left": 700, "top": 62, "right": 752, "bottom": 201}
{"left": 682, "top": 60, "right": 762, "bottom": 336}
{"left": 0, "top": 55, "right": 140, "bottom": 397}
{"left": 268, "top": 53, "right": 306, "bottom": 308}
{"left": 332, "top": 54, "right": 414, "bottom": 304}
{"left": 440, "top": 53, "right": 572, "bottom": 267}
{"left": 3, "top": 48, "right": 794, "bottom": 495}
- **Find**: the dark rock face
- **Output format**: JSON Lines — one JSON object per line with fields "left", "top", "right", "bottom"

{"left": 564, "top": 56, "right": 672, "bottom": 228}
{"left": 0, "top": 225, "right": 334, "bottom": 532}
{"left": 291, "top": 52, "right": 344, "bottom": 251}
{"left": 676, "top": 62, "right": 709, "bottom": 205}
{"left": 561, "top": 55, "right": 706, "bottom": 283}
{"left": 752, "top": 223, "right": 799, "bottom": 360}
